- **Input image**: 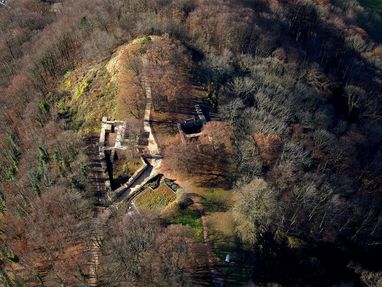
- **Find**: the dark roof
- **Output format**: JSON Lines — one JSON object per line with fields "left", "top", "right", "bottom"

{"left": 180, "top": 119, "right": 205, "bottom": 134}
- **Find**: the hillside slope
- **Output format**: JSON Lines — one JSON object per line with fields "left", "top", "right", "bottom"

{"left": 1, "top": 0, "right": 382, "bottom": 286}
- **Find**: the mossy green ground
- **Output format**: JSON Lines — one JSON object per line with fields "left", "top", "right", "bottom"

{"left": 135, "top": 184, "right": 176, "bottom": 211}
{"left": 113, "top": 157, "right": 142, "bottom": 179}
{"left": 58, "top": 66, "right": 118, "bottom": 135}
{"left": 167, "top": 205, "right": 204, "bottom": 241}
{"left": 55, "top": 36, "right": 157, "bottom": 136}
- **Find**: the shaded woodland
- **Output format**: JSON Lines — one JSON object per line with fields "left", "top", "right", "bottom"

{"left": 0, "top": 0, "right": 382, "bottom": 286}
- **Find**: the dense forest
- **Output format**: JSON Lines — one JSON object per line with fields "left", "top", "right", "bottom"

{"left": 1, "top": 0, "right": 382, "bottom": 286}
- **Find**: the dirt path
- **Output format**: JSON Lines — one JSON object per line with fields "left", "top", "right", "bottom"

{"left": 85, "top": 138, "right": 107, "bottom": 287}
{"left": 142, "top": 57, "right": 161, "bottom": 161}
{"left": 194, "top": 201, "right": 225, "bottom": 287}
{"left": 88, "top": 207, "right": 110, "bottom": 287}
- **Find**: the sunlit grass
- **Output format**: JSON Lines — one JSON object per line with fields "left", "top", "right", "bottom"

{"left": 167, "top": 206, "right": 204, "bottom": 241}
{"left": 135, "top": 184, "right": 176, "bottom": 211}
{"left": 206, "top": 211, "right": 252, "bottom": 286}
{"left": 113, "top": 157, "right": 142, "bottom": 179}
{"left": 200, "top": 188, "right": 233, "bottom": 213}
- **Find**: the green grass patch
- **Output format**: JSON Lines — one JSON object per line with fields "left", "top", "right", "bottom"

{"left": 62, "top": 66, "right": 119, "bottom": 135}
{"left": 140, "top": 35, "right": 152, "bottom": 45}
{"left": 135, "top": 184, "right": 176, "bottom": 211}
{"left": 168, "top": 206, "right": 204, "bottom": 241}
{"left": 64, "top": 70, "right": 74, "bottom": 91}
{"left": 113, "top": 157, "right": 142, "bottom": 179}
{"left": 73, "top": 79, "right": 90, "bottom": 101}
{"left": 132, "top": 35, "right": 152, "bottom": 45}
{"left": 200, "top": 188, "right": 233, "bottom": 213}
{"left": 56, "top": 39, "right": 148, "bottom": 136}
